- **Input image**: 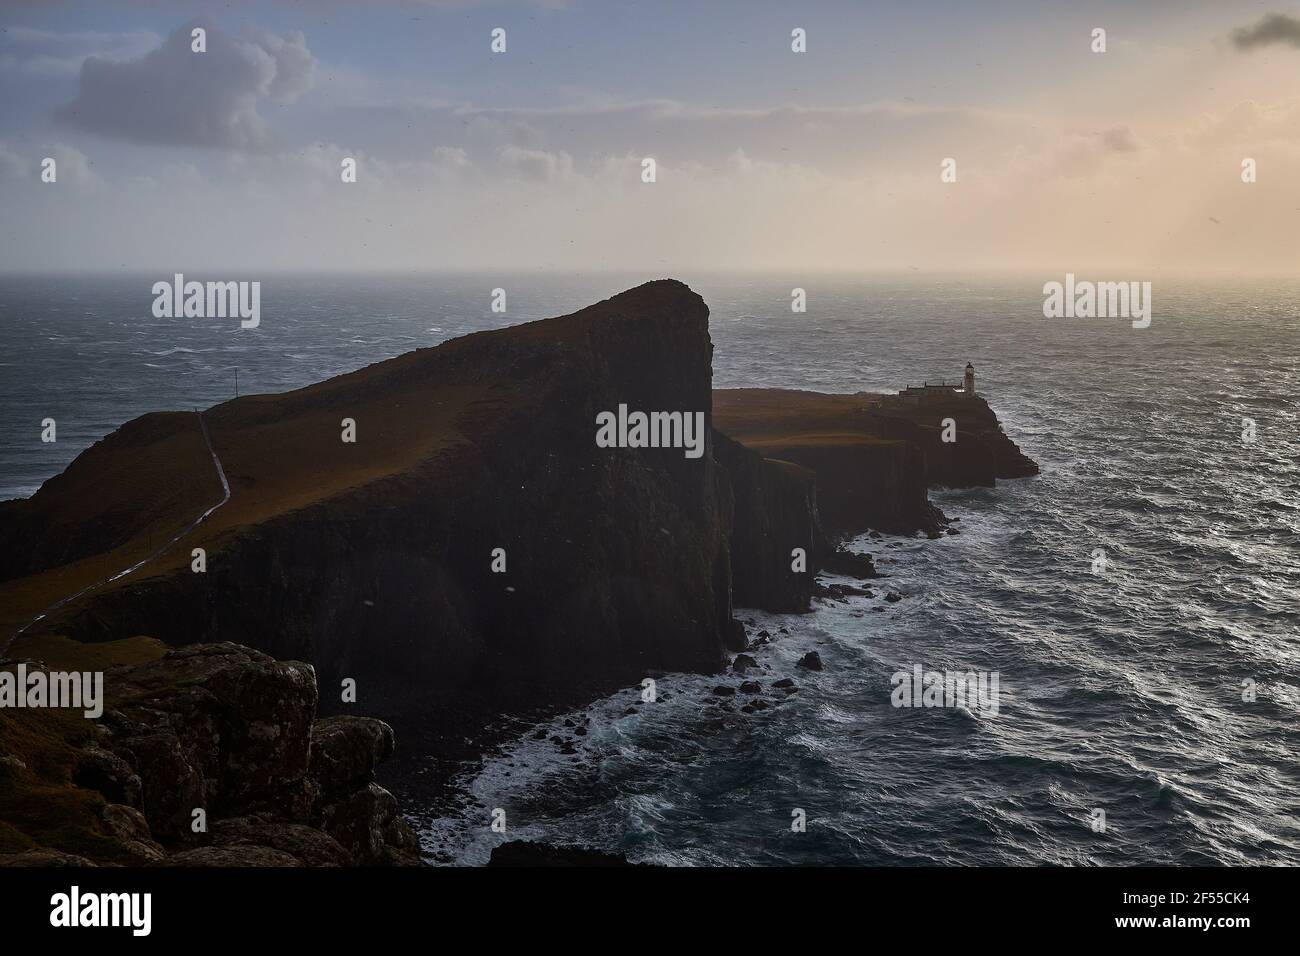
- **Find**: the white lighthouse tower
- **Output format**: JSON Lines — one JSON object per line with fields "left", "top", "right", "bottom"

{"left": 964, "top": 362, "right": 975, "bottom": 396}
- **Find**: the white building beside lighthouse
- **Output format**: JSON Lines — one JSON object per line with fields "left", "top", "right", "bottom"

{"left": 881, "top": 364, "right": 978, "bottom": 408}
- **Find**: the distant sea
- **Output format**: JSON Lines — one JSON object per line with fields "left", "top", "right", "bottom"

{"left": 2, "top": 272, "right": 1297, "bottom": 864}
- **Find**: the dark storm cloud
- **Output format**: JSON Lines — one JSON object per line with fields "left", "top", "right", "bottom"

{"left": 1231, "top": 13, "right": 1300, "bottom": 50}
{"left": 54, "top": 19, "right": 316, "bottom": 150}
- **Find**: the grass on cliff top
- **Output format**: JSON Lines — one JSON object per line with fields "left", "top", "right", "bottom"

{"left": 714, "top": 388, "right": 877, "bottom": 443}
{"left": 0, "top": 635, "right": 168, "bottom": 863}
{"left": 0, "top": 706, "right": 135, "bottom": 862}
{"left": 10, "top": 633, "right": 166, "bottom": 671}
{"left": 0, "top": 375, "right": 488, "bottom": 639}
{"left": 743, "top": 432, "right": 903, "bottom": 449}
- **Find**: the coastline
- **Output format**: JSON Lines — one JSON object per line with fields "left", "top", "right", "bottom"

{"left": 1, "top": 280, "right": 1038, "bottom": 866}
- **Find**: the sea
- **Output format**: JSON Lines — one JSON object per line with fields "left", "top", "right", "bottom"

{"left": 1, "top": 272, "right": 1296, "bottom": 865}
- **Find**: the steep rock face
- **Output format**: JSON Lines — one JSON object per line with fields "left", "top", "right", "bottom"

{"left": 0, "top": 642, "right": 420, "bottom": 866}
{"left": 734, "top": 436, "right": 943, "bottom": 536}
{"left": 713, "top": 388, "right": 1036, "bottom": 536}
{"left": 865, "top": 394, "right": 1039, "bottom": 488}
{"left": 712, "top": 431, "right": 828, "bottom": 612}
{"left": 5, "top": 281, "right": 737, "bottom": 710}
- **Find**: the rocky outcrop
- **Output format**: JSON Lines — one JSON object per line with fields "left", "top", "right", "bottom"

{"left": 745, "top": 436, "right": 942, "bottom": 535}
{"left": 713, "top": 387, "right": 1036, "bottom": 537}
{"left": 864, "top": 394, "right": 1039, "bottom": 488}
{"left": 0, "top": 643, "right": 420, "bottom": 867}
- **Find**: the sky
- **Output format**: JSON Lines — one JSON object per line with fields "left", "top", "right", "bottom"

{"left": 2, "top": 0, "right": 1300, "bottom": 274}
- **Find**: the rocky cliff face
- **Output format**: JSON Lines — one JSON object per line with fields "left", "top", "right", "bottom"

{"left": 865, "top": 394, "right": 1039, "bottom": 489}
{"left": 712, "top": 431, "right": 830, "bottom": 613}
{"left": 0, "top": 642, "right": 419, "bottom": 866}
{"left": 730, "top": 436, "right": 943, "bottom": 536}
{"left": 4, "top": 281, "right": 745, "bottom": 712}
{"left": 713, "top": 388, "right": 1037, "bottom": 538}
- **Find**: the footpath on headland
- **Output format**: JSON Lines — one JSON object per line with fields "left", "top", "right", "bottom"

{"left": 1, "top": 410, "right": 230, "bottom": 657}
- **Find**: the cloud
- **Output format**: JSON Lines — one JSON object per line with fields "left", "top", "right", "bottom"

{"left": 497, "top": 145, "right": 574, "bottom": 181}
{"left": 0, "top": 27, "right": 160, "bottom": 77}
{"left": 1231, "top": 13, "right": 1300, "bottom": 50}
{"left": 409, "top": 0, "right": 570, "bottom": 8}
{"left": 1098, "top": 126, "right": 1139, "bottom": 153}
{"left": 54, "top": 19, "right": 316, "bottom": 150}
{"left": 0, "top": 141, "right": 99, "bottom": 187}
{"left": 0, "top": 143, "right": 28, "bottom": 182}
{"left": 41, "top": 143, "right": 99, "bottom": 187}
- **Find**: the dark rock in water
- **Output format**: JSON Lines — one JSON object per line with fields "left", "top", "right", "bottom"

{"left": 796, "top": 651, "right": 824, "bottom": 671}
{"left": 886, "top": 591, "right": 903, "bottom": 603}
{"left": 723, "top": 619, "right": 749, "bottom": 652}
{"left": 574, "top": 726, "right": 588, "bottom": 736}
{"left": 623, "top": 707, "right": 638, "bottom": 716}
{"left": 749, "top": 699, "right": 769, "bottom": 711}
{"left": 740, "top": 703, "right": 757, "bottom": 714}
{"left": 772, "top": 678, "right": 795, "bottom": 689}
{"left": 712, "top": 685, "right": 736, "bottom": 696}
{"left": 731, "top": 654, "right": 759, "bottom": 673}
{"left": 488, "top": 841, "right": 640, "bottom": 867}
{"left": 873, "top": 606, "right": 885, "bottom": 612}
{"left": 531, "top": 730, "right": 547, "bottom": 740}
{"left": 739, "top": 681, "right": 762, "bottom": 694}
{"left": 819, "top": 549, "right": 880, "bottom": 579}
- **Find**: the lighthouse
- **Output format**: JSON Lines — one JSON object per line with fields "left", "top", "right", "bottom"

{"left": 964, "top": 362, "right": 975, "bottom": 396}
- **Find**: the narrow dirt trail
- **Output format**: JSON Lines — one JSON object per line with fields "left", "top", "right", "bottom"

{"left": 2, "top": 410, "right": 231, "bottom": 656}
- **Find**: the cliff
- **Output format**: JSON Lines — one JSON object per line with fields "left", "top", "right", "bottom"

{"left": 713, "top": 389, "right": 942, "bottom": 535}
{"left": 712, "top": 431, "right": 831, "bottom": 613}
{"left": 713, "top": 387, "right": 1037, "bottom": 536}
{"left": 1, "top": 281, "right": 745, "bottom": 712}
{"left": 0, "top": 641, "right": 419, "bottom": 866}
{"left": 865, "top": 392, "right": 1039, "bottom": 488}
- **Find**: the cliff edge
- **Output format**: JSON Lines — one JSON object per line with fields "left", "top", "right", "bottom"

{"left": 2, "top": 281, "right": 745, "bottom": 712}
